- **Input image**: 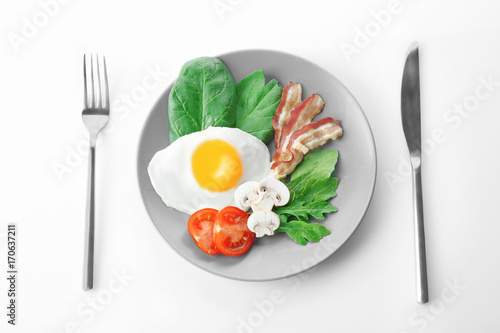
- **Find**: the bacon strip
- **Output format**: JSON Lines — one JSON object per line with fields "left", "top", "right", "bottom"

{"left": 272, "top": 82, "right": 302, "bottom": 147}
{"left": 272, "top": 94, "right": 324, "bottom": 163}
{"left": 272, "top": 118, "right": 343, "bottom": 179}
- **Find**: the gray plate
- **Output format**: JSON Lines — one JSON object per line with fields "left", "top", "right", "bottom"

{"left": 137, "top": 49, "right": 377, "bottom": 281}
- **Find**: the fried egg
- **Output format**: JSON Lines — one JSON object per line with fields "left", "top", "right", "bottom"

{"left": 148, "top": 127, "right": 270, "bottom": 215}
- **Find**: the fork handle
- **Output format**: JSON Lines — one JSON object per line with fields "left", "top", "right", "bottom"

{"left": 412, "top": 163, "right": 428, "bottom": 303}
{"left": 83, "top": 145, "right": 96, "bottom": 291}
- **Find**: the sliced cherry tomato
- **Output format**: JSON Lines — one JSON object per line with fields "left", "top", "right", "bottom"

{"left": 187, "top": 208, "right": 220, "bottom": 255}
{"left": 213, "top": 206, "right": 254, "bottom": 256}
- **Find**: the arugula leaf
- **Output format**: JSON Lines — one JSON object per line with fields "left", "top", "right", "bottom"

{"left": 274, "top": 149, "right": 339, "bottom": 221}
{"left": 235, "top": 70, "right": 282, "bottom": 142}
{"left": 275, "top": 196, "right": 338, "bottom": 221}
{"left": 168, "top": 57, "right": 236, "bottom": 142}
{"left": 295, "top": 178, "right": 339, "bottom": 204}
{"left": 286, "top": 149, "right": 339, "bottom": 194}
{"left": 273, "top": 149, "right": 339, "bottom": 244}
{"left": 275, "top": 220, "right": 331, "bottom": 246}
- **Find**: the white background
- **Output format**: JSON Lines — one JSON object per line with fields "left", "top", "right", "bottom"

{"left": 1, "top": 0, "right": 500, "bottom": 332}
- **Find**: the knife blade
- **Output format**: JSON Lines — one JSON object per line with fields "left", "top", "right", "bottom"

{"left": 401, "top": 42, "right": 429, "bottom": 304}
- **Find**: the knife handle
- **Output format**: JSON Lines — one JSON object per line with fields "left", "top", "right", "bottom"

{"left": 412, "top": 159, "right": 429, "bottom": 303}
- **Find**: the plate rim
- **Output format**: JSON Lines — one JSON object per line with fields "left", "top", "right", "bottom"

{"left": 136, "top": 48, "right": 377, "bottom": 281}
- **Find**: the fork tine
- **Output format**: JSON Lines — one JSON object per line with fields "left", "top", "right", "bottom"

{"left": 83, "top": 55, "right": 88, "bottom": 108}
{"left": 102, "top": 56, "right": 110, "bottom": 109}
{"left": 96, "top": 54, "right": 102, "bottom": 108}
{"left": 90, "top": 54, "right": 95, "bottom": 108}
{"left": 83, "top": 54, "right": 109, "bottom": 111}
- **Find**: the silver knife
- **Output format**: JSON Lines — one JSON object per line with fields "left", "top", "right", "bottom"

{"left": 401, "top": 42, "right": 429, "bottom": 304}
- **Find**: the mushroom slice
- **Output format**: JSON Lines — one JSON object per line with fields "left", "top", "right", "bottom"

{"left": 234, "top": 181, "right": 259, "bottom": 212}
{"left": 236, "top": 178, "right": 290, "bottom": 237}
{"left": 247, "top": 211, "right": 280, "bottom": 237}
{"left": 257, "top": 177, "right": 290, "bottom": 207}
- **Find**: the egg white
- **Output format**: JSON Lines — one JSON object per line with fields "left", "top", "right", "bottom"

{"left": 148, "top": 127, "right": 271, "bottom": 215}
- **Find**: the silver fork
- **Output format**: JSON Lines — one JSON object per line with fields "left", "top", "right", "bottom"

{"left": 82, "top": 54, "right": 110, "bottom": 291}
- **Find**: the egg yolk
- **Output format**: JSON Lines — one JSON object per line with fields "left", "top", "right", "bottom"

{"left": 191, "top": 139, "right": 243, "bottom": 192}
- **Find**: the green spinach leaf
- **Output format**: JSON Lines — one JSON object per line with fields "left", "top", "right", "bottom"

{"left": 168, "top": 57, "right": 236, "bottom": 142}
{"left": 235, "top": 70, "right": 282, "bottom": 142}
